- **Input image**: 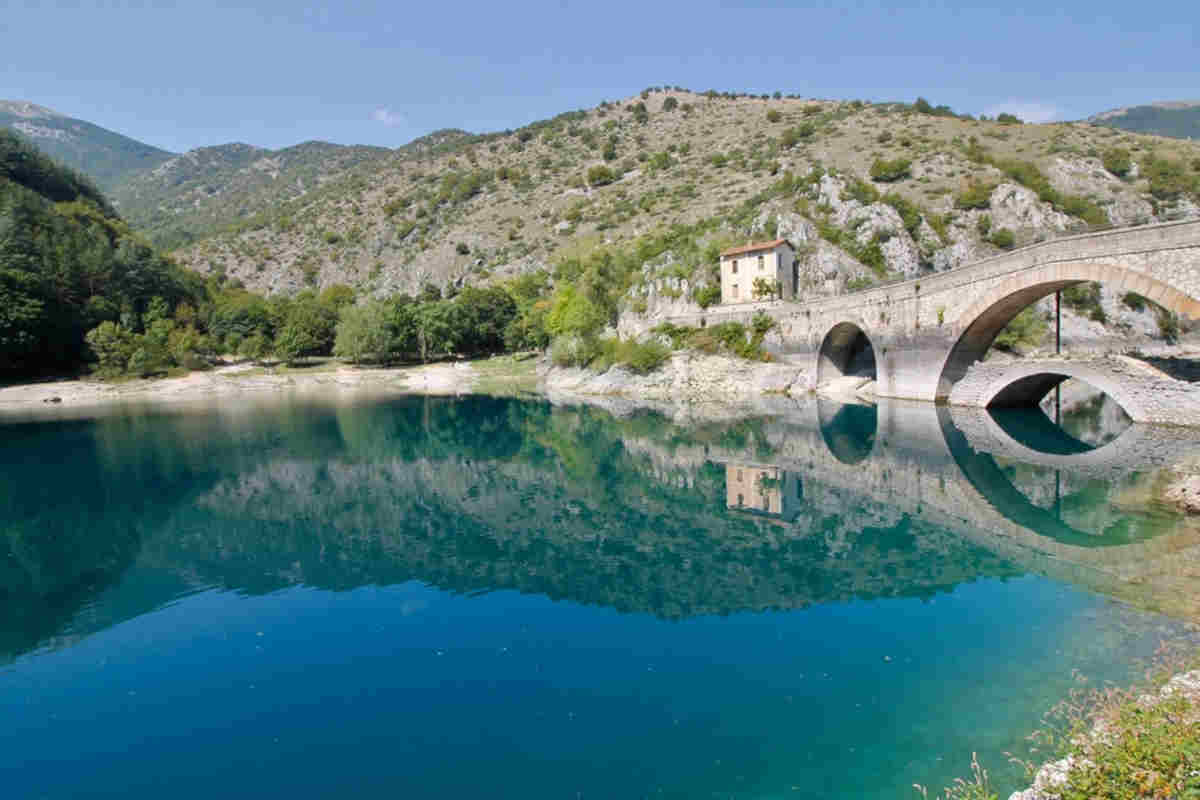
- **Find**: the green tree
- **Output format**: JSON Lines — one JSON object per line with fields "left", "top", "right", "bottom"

{"left": 334, "top": 301, "right": 394, "bottom": 364}
{"left": 239, "top": 332, "right": 271, "bottom": 363}
{"left": 84, "top": 321, "right": 135, "bottom": 375}
{"left": 453, "top": 286, "right": 518, "bottom": 355}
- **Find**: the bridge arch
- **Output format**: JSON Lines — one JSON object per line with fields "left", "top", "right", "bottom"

{"left": 935, "top": 261, "right": 1200, "bottom": 400}
{"left": 816, "top": 321, "right": 879, "bottom": 388}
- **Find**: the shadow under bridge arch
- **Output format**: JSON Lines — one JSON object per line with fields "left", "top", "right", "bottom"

{"left": 816, "top": 321, "right": 878, "bottom": 388}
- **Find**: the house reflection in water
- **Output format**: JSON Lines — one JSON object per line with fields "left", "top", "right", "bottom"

{"left": 723, "top": 463, "right": 802, "bottom": 521}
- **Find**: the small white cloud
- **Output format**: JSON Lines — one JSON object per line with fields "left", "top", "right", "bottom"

{"left": 982, "top": 102, "right": 1063, "bottom": 124}
{"left": 371, "top": 107, "right": 405, "bottom": 128}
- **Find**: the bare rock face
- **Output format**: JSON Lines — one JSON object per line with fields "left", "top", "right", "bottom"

{"left": 989, "top": 183, "right": 1074, "bottom": 232}
{"left": 850, "top": 202, "right": 922, "bottom": 277}
{"left": 911, "top": 152, "right": 962, "bottom": 183}
{"left": 770, "top": 210, "right": 818, "bottom": 246}
{"left": 931, "top": 234, "right": 987, "bottom": 272}
{"left": 1046, "top": 156, "right": 1154, "bottom": 226}
{"left": 804, "top": 240, "right": 874, "bottom": 294}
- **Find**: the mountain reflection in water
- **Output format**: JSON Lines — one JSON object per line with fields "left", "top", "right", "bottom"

{"left": 3, "top": 393, "right": 1199, "bottom": 663}
{"left": 2, "top": 392, "right": 1199, "bottom": 799}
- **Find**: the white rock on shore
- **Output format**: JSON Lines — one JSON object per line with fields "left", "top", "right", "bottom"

{"left": 541, "top": 352, "right": 812, "bottom": 410}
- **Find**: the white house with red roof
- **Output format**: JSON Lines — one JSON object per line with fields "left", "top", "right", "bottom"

{"left": 718, "top": 239, "right": 797, "bottom": 304}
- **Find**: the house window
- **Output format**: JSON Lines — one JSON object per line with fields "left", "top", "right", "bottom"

{"left": 731, "top": 259, "right": 738, "bottom": 274}
{"left": 736, "top": 469, "right": 743, "bottom": 481}
{"left": 737, "top": 493, "right": 744, "bottom": 507}
{"left": 731, "top": 284, "right": 739, "bottom": 299}
{"left": 757, "top": 254, "right": 764, "bottom": 270}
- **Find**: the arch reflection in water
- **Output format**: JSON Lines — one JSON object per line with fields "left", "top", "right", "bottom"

{"left": 817, "top": 397, "right": 878, "bottom": 464}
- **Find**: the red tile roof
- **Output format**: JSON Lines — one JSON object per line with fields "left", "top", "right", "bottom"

{"left": 719, "top": 238, "right": 791, "bottom": 257}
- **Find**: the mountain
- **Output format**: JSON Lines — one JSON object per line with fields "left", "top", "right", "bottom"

{"left": 0, "top": 100, "right": 174, "bottom": 190}
{"left": 110, "top": 139, "right": 392, "bottom": 249}
{"left": 1088, "top": 101, "right": 1200, "bottom": 139}
{"left": 8, "top": 93, "right": 1199, "bottom": 308}
{"left": 160, "top": 89, "right": 1200, "bottom": 300}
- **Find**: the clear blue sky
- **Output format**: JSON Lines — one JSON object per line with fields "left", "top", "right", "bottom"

{"left": 3, "top": 0, "right": 1196, "bottom": 153}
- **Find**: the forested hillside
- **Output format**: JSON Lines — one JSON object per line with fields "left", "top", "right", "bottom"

{"left": 0, "top": 131, "right": 554, "bottom": 379}
{"left": 0, "top": 129, "right": 199, "bottom": 375}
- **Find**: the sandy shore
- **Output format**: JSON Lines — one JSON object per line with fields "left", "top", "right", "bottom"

{"left": 0, "top": 360, "right": 501, "bottom": 418}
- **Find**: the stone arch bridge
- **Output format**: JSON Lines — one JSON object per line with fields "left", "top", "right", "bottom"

{"left": 666, "top": 220, "right": 1200, "bottom": 418}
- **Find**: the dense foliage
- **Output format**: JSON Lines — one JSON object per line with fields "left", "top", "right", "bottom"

{"left": 0, "top": 130, "right": 201, "bottom": 375}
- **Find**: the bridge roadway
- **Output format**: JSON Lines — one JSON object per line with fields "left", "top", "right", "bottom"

{"left": 663, "top": 219, "right": 1200, "bottom": 412}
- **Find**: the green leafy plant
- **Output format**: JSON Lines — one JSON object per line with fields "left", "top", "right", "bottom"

{"left": 869, "top": 157, "right": 912, "bottom": 182}
{"left": 1102, "top": 147, "right": 1132, "bottom": 177}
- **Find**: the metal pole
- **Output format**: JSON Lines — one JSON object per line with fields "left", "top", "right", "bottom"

{"left": 1055, "top": 290, "right": 1062, "bottom": 424}
{"left": 1055, "top": 291, "right": 1061, "bottom": 355}
{"left": 1055, "top": 469, "right": 1061, "bottom": 521}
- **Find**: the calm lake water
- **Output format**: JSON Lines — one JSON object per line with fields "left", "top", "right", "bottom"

{"left": 2, "top": 392, "right": 1199, "bottom": 799}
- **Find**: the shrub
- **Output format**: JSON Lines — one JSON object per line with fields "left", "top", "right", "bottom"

{"left": 1059, "top": 195, "right": 1109, "bottom": 227}
{"left": 623, "top": 339, "right": 670, "bottom": 374}
{"left": 882, "top": 192, "right": 923, "bottom": 236}
{"left": 1143, "top": 156, "right": 1198, "bottom": 201}
{"left": 751, "top": 277, "right": 780, "bottom": 299}
{"left": 693, "top": 284, "right": 722, "bottom": 309}
{"left": 955, "top": 181, "right": 995, "bottom": 210}
{"left": 766, "top": 109, "right": 782, "bottom": 123}
{"left": 455, "top": 242, "right": 470, "bottom": 255}
{"left": 1062, "top": 282, "right": 1106, "bottom": 322}
{"left": 1121, "top": 292, "right": 1147, "bottom": 312}
{"left": 869, "top": 157, "right": 911, "bottom": 182}
{"left": 648, "top": 151, "right": 674, "bottom": 172}
{"left": 662, "top": 96, "right": 678, "bottom": 112}
{"left": 1102, "top": 147, "right": 1132, "bottom": 177}
{"left": 976, "top": 214, "right": 992, "bottom": 236}
{"left": 549, "top": 333, "right": 600, "bottom": 367}
{"left": 1157, "top": 309, "right": 1180, "bottom": 342}
{"left": 846, "top": 178, "right": 880, "bottom": 205}
{"left": 779, "top": 123, "right": 815, "bottom": 149}
{"left": 586, "top": 165, "right": 616, "bottom": 186}
{"left": 993, "top": 307, "right": 1047, "bottom": 352}
{"left": 996, "top": 112, "right": 1022, "bottom": 124}
{"left": 988, "top": 228, "right": 1015, "bottom": 249}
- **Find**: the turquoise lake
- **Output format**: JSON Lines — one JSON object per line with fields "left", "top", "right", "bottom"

{"left": 2, "top": 392, "right": 1199, "bottom": 799}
